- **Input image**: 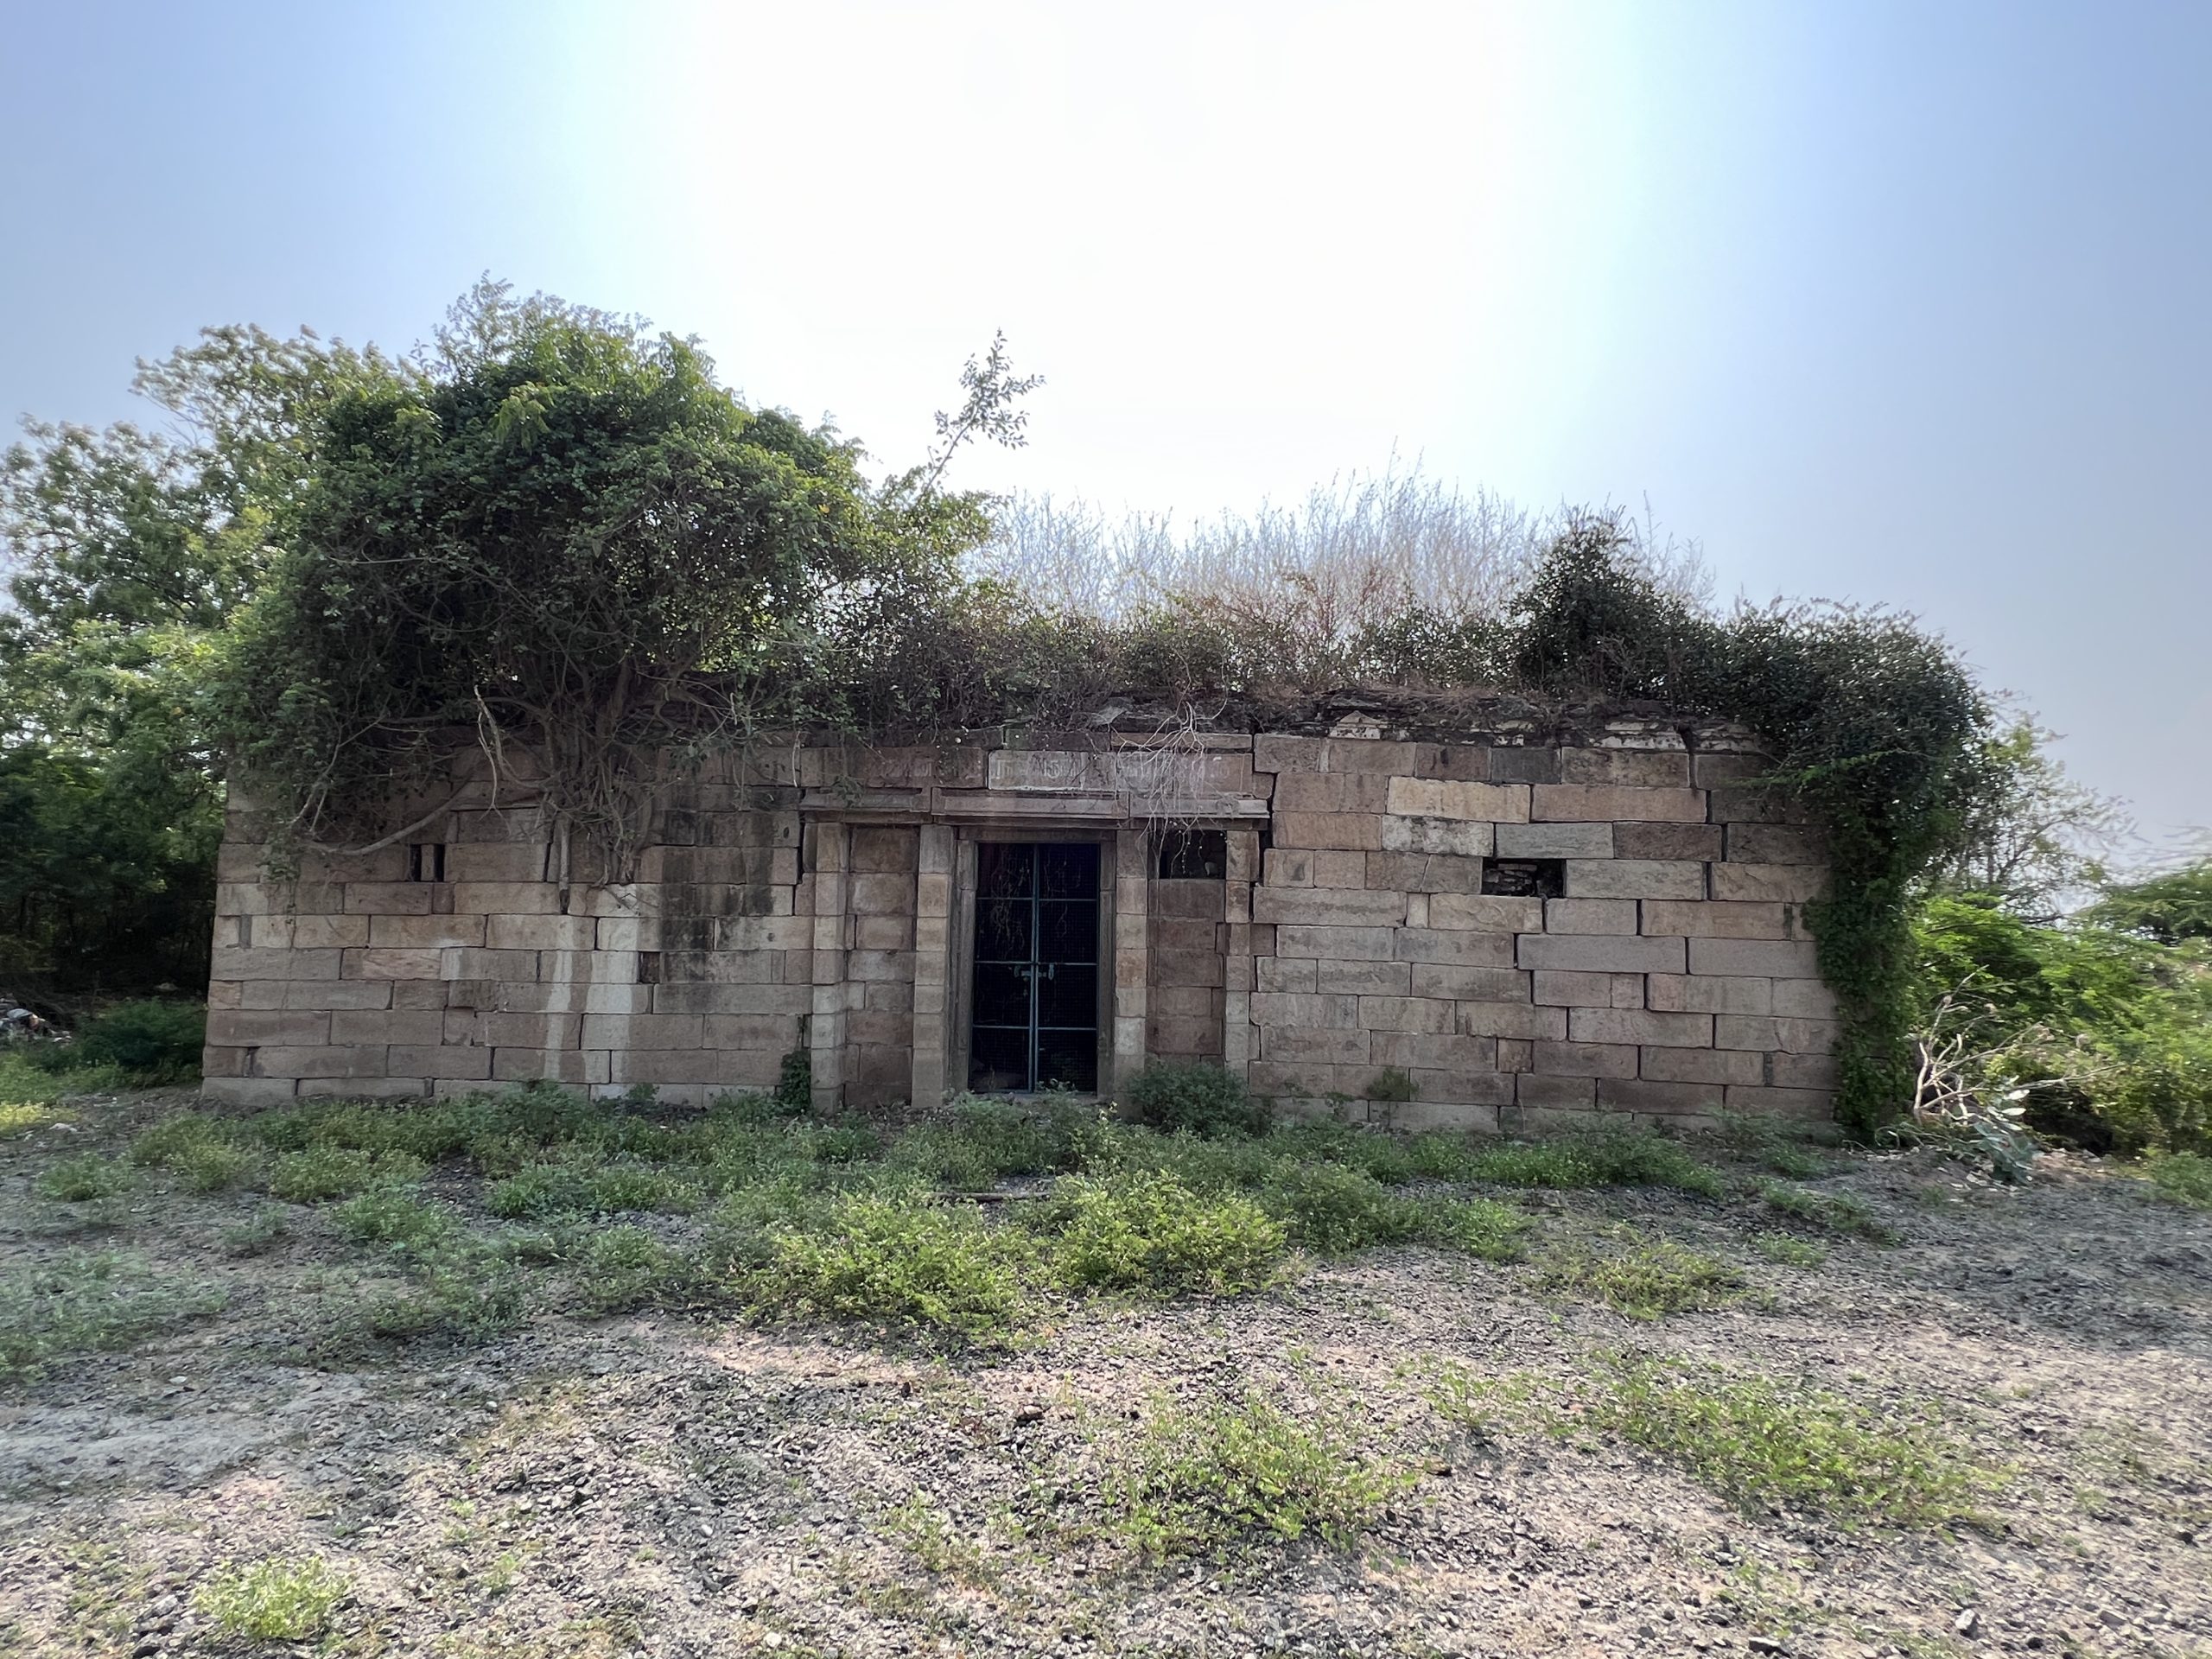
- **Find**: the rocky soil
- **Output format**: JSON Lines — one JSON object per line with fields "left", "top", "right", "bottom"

{"left": 1, "top": 1092, "right": 2207, "bottom": 1658}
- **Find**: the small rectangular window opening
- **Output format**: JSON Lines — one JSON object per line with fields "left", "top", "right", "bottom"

{"left": 637, "top": 950, "right": 664, "bottom": 985}
{"left": 1155, "top": 827, "right": 1228, "bottom": 880}
{"left": 408, "top": 842, "right": 447, "bottom": 882}
{"left": 1482, "top": 857, "right": 1564, "bottom": 899}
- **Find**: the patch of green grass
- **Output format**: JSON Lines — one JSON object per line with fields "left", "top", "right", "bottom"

{"left": 486, "top": 1161, "right": 703, "bottom": 1219}
{"left": 1591, "top": 1358, "right": 1995, "bottom": 1529}
{"left": 2147, "top": 1152, "right": 2212, "bottom": 1210}
{"left": 1535, "top": 1230, "right": 1745, "bottom": 1319}
{"left": 1040, "top": 1170, "right": 1287, "bottom": 1296}
{"left": 1753, "top": 1234, "right": 1828, "bottom": 1268}
{"left": 0, "top": 1251, "right": 226, "bottom": 1378}
{"left": 1464, "top": 1129, "right": 1727, "bottom": 1198}
{"left": 356, "top": 1246, "right": 526, "bottom": 1343}
{"left": 332, "top": 1185, "right": 459, "bottom": 1249}
{"left": 219, "top": 1207, "right": 289, "bottom": 1257}
{"left": 129, "top": 1112, "right": 238, "bottom": 1166}
{"left": 752, "top": 1188, "right": 1035, "bottom": 1342}
{"left": 34, "top": 1153, "right": 134, "bottom": 1202}
{"left": 1759, "top": 1182, "right": 1898, "bottom": 1243}
{"left": 572, "top": 1225, "right": 701, "bottom": 1313}
{"left": 193, "top": 1555, "right": 350, "bottom": 1640}
{"left": 172, "top": 1139, "right": 265, "bottom": 1192}
{"left": 1098, "top": 1388, "right": 1417, "bottom": 1558}
{"left": 269, "top": 1145, "right": 425, "bottom": 1204}
{"left": 0, "top": 1099, "right": 64, "bottom": 1136}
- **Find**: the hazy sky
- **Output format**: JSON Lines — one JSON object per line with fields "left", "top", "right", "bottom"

{"left": 3, "top": 1, "right": 2207, "bottom": 842}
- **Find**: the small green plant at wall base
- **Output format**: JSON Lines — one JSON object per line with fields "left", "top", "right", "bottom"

{"left": 1100, "top": 1388, "right": 1418, "bottom": 1559}
{"left": 1041, "top": 1170, "right": 1287, "bottom": 1296}
{"left": 193, "top": 1555, "right": 351, "bottom": 1640}
{"left": 1124, "top": 1060, "right": 1271, "bottom": 1138}
{"left": 1367, "top": 1066, "right": 1418, "bottom": 1103}
{"left": 34, "top": 1152, "right": 133, "bottom": 1202}
{"left": 773, "top": 1047, "right": 814, "bottom": 1115}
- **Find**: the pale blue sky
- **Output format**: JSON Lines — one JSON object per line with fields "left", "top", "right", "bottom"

{"left": 3, "top": 2, "right": 2207, "bottom": 842}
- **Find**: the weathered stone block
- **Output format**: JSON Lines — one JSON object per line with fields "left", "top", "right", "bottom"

{"left": 445, "top": 842, "right": 550, "bottom": 883}
{"left": 212, "top": 946, "right": 344, "bottom": 982}
{"left": 450, "top": 881, "right": 563, "bottom": 916}
{"left": 1272, "top": 812, "right": 1383, "bottom": 851}
{"left": 330, "top": 1009, "right": 448, "bottom": 1046}
{"left": 1384, "top": 777, "right": 1530, "bottom": 823}
{"left": 391, "top": 1045, "right": 492, "bottom": 1081}
{"left": 1488, "top": 746, "right": 1564, "bottom": 785}
{"left": 1568, "top": 1007, "right": 1713, "bottom": 1047}
{"left": 1563, "top": 860, "right": 1706, "bottom": 900}
{"left": 202, "top": 1077, "right": 301, "bottom": 1107}
{"left": 1315, "top": 958, "right": 1412, "bottom": 996}
{"left": 1707, "top": 786, "right": 1815, "bottom": 825}
{"left": 1249, "top": 991, "right": 1361, "bottom": 1028}
{"left": 580, "top": 1012, "right": 708, "bottom": 1050}
{"left": 1710, "top": 863, "right": 1827, "bottom": 903}
{"left": 1542, "top": 899, "right": 1638, "bottom": 935}
{"left": 1639, "top": 1046, "right": 1764, "bottom": 1085}
{"left": 1419, "top": 744, "right": 1494, "bottom": 782}
{"left": 299, "top": 1075, "right": 428, "bottom": 1100}
{"left": 1715, "top": 1014, "right": 1839, "bottom": 1053}
{"left": 1726, "top": 823, "right": 1827, "bottom": 864}
{"left": 1275, "top": 923, "right": 1398, "bottom": 962}
{"left": 436, "top": 947, "right": 537, "bottom": 981}
{"left": 1252, "top": 887, "right": 1406, "bottom": 926}
{"left": 1532, "top": 1039, "right": 1640, "bottom": 1078}
{"left": 487, "top": 915, "right": 597, "bottom": 951}
{"left": 1772, "top": 978, "right": 1839, "bottom": 1018}
{"left": 1497, "top": 1038, "right": 1533, "bottom": 1071}
{"left": 1379, "top": 815, "right": 1495, "bottom": 856}
{"left": 1688, "top": 938, "right": 1821, "bottom": 978}
{"left": 1771, "top": 1051, "right": 1841, "bottom": 1090}
{"left": 1532, "top": 970, "right": 1645, "bottom": 1008}
{"left": 1646, "top": 974, "right": 1774, "bottom": 1014}
{"left": 1256, "top": 957, "right": 1319, "bottom": 993}
{"left": 1690, "top": 751, "right": 1774, "bottom": 788}
{"left": 1517, "top": 934, "right": 1687, "bottom": 974}
{"left": 254, "top": 1045, "right": 389, "bottom": 1079}
{"left": 704, "top": 1013, "right": 805, "bottom": 1049}
{"left": 1262, "top": 1025, "right": 1372, "bottom": 1065}
{"left": 1365, "top": 852, "right": 1487, "bottom": 894}
{"left": 1560, "top": 747, "right": 1691, "bottom": 787}
{"left": 1639, "top": 900, "right": 1797, "bottom": 940}
{"left": 1394, "top": 928, "right": 1517, "bottom": 967}
{"left": 1722, "top": 1084, "right": 1834, "bottom": 1120}
{"left": 342, "top": 882, "right": 435, "bottom": 916}
{"left": 1273, "top": 771, "right": 1392, "bottom": 812}
{"left": 1612, "top": 822, "right": 1724, "bottom": 862}
{"left": 1457, "top": 1001, "right": 1568, "bottom": 1040}
{"left": 207, "top": 1009, "right": 330, "bottom": 1046}
{"left": 1252, "top": 734, "right": 1327, "bottom": 773}
{"left": 1429, "top": 893, "right": 1544, "bottom": 932}
{"left": 1263, "top": 849, "right": 1314, "bottom": 887}
{"left": 1357, "top": 995, "right": 1456, "bottom": 1033}
{"left": 1496, "top": 822, "right": 1613, "bottom": 859}
{"left": 1409, "top": 964, "right": 1532, "bottom": 1001}
{"left": 849, "top": 873, "right": 915, "bottom": 915}
{"left": 1370, "top": 1030, "right": 1501, "bottom": 1073}
{"left": 1516, "top": 1073, "right": 1596, "bottom": 1108}
{"left": 1323, "top": 739, "right": 1428, "bottom": 774}
{"left": 1532, "top": 785, "right": 1706, "bottom": 823}
{"left": 1597, "top": 1077, "right": 1720, "bottom": 1114}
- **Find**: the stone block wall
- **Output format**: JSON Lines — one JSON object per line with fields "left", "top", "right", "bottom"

{"left": 1242, "top": 732, "right": 1834, "bottom": 1133}
{"left": 204, "top": 713, "right": 1838, "bottom": 1132}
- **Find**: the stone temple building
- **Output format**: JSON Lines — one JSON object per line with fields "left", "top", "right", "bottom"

{"left": 200, "top": 702, "right": 1839, "bottom": 1131}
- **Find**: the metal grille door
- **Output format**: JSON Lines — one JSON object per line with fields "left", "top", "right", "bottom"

{"left": 968, "top": 842, "right": 1101, "bottom": 1092}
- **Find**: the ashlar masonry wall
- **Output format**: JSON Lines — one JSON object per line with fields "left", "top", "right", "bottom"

{"left": 203, "top": 710, "right": 1838, "bottom": 1132}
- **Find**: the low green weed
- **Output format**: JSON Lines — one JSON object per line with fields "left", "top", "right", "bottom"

{"left": 332, "top": 1186, "right": 458, "bottom": 1250}
{"left": 486, "top": 1161, "right": 703, "bottom": 1218}
{"left": 1759, "top": 1182, "right": 1899, "bottom": 1243}
{"left": 1465, "top": 1129, "right": 1726, "bottom": 1198}
{"left": 270, "top": 1146, "right": 424, "bottom": 1204}
{"left": 573, "top": 1225, "right": 700, "bottom": 1313}
{"left": 1753, "top": 1234, "right": 1827, "bottom": 1268}
{"left": 1099, "top": 1387, "right": 1417, "bottom": 1558}
{"left": 752, "top": 1188, "right": 1035, "bottom": 1342}
{"left": 173, "top": 1140, "right": 264, "bottom": 1192}
{"left": 34, "top": 1153, "right": 133, "bottom": 1202}
{"left": 1124, "top": 1060, "right": 1271, "bottom": 1137}
{"left": 130, "top": 1112, "right": 236, "bottom": 1166}
{"left": 357, "top": 1247, "right": 525, "bottom": 1343}
{"left": 1536, "top": 1230, "right": 1745, "bottom": 1319}
{"left": 0, "top": 1251, "right": 226, "bottom": 1377}
{"left": 1041, "top": 1170, "right": 1286, "bottom": 1296}
{"left": 2147, "top": 1152, "right": 2212, "bottom": 1210}
{"left": 1591, "top": 1358, "right": 1995, "bottom": 1529}
{"left": 219, "top": 1207, "right": 289, "bottom": 1256}
{"left": 193, "top": 1555, "right": 350, "bottom": 1640}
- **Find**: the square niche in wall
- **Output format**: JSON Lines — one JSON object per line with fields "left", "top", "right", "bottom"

{"left": 1482, "top": 857, "right": 1564, "bottom": 899}
{"left": 1155, "top": 827, "right": 1228, "bottom": 879}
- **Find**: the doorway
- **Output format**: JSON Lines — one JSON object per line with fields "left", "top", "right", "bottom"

{"left": 967, "top": 842, "right": 1102, "bottom": 1093}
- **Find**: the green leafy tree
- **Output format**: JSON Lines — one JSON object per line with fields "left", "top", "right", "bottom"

{"left": 0, "top": 322, "right": 385, "bottom": 986}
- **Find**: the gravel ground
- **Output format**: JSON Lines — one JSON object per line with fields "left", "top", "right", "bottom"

{"left": 2, "top": 1091, "right": 2208, "bottom": 1659}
